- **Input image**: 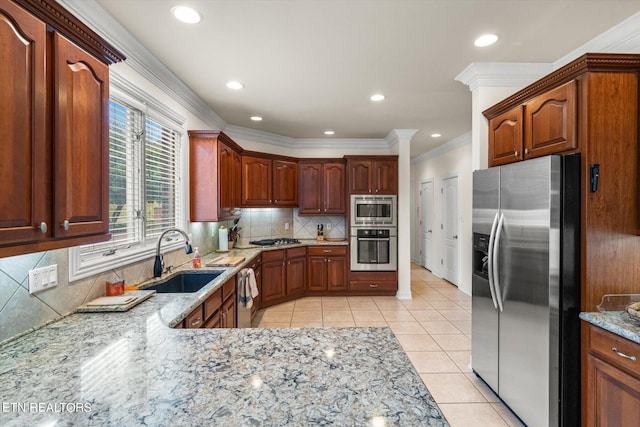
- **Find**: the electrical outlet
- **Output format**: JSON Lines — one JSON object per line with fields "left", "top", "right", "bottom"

{"left": 325, "top": 223, "right": 332, "bottom": 230}
{"left": 29, "top": 265, "right": 58, "bottom": 294}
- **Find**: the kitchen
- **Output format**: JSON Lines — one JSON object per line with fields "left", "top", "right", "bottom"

{"left": 2, "top": 0, "right": 640, "bottom": 425}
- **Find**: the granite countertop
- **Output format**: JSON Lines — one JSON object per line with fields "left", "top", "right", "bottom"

{"left": 580, "top": 311, "right": 640, "bottom": 344}
{"left": 0, "top": 245, "right": 448, "bottom": 426}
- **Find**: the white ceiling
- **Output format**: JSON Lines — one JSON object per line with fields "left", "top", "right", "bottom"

{"left": 95, "top": 0, "right": 640, "bottom": 157}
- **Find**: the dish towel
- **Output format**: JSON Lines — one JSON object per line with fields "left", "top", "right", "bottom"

{"left": 239, "top": 268, "right": 252, "bottom": 308}
{"left": 247, "top": 268, "right": 259, "bottom": 298}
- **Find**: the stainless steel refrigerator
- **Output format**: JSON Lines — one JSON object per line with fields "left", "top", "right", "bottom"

{"left": 472, "top": 154, "right": 581, "bottom": 427}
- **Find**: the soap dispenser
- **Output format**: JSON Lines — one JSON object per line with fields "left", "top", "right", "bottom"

{"left": 192, "top": 247, "right": 202, "bottom": 269}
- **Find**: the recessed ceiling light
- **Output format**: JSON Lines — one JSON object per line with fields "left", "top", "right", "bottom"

{"left": 226, "top": 81, "right": 244, "bottom": 90}
{"left": 431, "top": 133, "right": 441, "bottom": 138}
{"left": 370, "top": 94, "right": 385, "bottom": 102}
{"left": 324, "top": 130, "right": 335, "bottom": 135}
{"left": 171, "top": 6, "right": 202, "bottom": 24}
{"left": 474, "top": 34, "right": 498, "bottom": 47}
{"left": 250, "top": 116, "right": 263, "bottom": 121}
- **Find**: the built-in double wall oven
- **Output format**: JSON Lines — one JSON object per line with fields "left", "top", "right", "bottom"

{"left": 350, "top": 195, "right": 397, "bottom": 271}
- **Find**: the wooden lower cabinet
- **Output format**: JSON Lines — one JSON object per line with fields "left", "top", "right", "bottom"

{"left": 306, "top": 246, "right": 347, "bottom": 293}
{"left": 180, "top": 276, "right": 236, "bottom": 329}
{"left": 286, "top": 247, "right": 306, "bottom": 298}
{"left": 349, "top": 271, "right": 397, "bottom": 295}
{"left": 582, "top": 322, "right": 640, "bottom": 426}
{"left": 261, "top": 250, "right": 286, "bottom": 305}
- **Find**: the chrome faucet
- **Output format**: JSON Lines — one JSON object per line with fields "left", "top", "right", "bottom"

{"left": 153, "top": 228, "right": 193, "bottom": 277}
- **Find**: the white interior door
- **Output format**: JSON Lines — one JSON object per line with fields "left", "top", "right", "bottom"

{"left": 420, "top": 180, "right": 434, "bottom": 271}
{"left": 441, "top": 176, "right": 458, "bottom": 285}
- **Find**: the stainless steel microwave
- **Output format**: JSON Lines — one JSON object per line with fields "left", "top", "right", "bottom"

{"left": 350, "top": 194, "right": 397, "bottom": 227}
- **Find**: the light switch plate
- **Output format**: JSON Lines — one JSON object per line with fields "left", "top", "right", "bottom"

{"left": 29, "top": 265, "right": 58, "bottom": 294}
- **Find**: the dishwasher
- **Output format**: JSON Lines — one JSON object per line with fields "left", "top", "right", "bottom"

{"left": 236, "top": 268, "right": 252, "bottom": 328}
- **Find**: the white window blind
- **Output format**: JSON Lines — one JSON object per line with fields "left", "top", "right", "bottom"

{"left": 70, "top": 92, "right": 184, "bottom": 281}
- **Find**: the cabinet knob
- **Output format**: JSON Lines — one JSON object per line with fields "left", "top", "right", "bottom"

{"left": 191, "top": 318, "right": 202, "bottom": 327}
{"left": 317, "top": 209, "right": 321, "bottom": 212}
{"left": 327, "top": 259, "right": 331, "bottom": 263}
{"left": 62, "top": 220, "right": 70, "bottom": 231}
{"left": 38, "top": 222, "right": 48, "bottom": 233}
{"left": 369, "top": 283, "right": 379, "bottom": 288}
{"left": 524, "top": 148, "right": 529, "bottom": 155}
{"left": 514, "top": 151, "right": 519, "bottom": 157}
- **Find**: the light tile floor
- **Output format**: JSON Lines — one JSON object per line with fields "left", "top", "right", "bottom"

{"left": 253, "top": 263, "right": 525, "bottom": 427}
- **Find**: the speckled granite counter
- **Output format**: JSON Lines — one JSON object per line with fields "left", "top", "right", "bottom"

{"left": 580, "top": 312, "right": 640, "bottom": 344}
{"left": 0, "top": 245, "right": 447, "bottom": 426}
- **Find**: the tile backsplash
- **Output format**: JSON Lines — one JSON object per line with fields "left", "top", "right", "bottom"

{"left": 235, "top": 208, "right": 346, "bottom": 245}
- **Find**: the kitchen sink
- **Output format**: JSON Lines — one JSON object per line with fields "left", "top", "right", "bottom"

{"left": 147, "top": 271, "right": 223, "bottom": 293}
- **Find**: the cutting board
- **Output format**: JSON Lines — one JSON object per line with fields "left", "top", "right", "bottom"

{"left": 206, "top": 256, "right": 246, "bottom": 267}
{"left": 77, "top": 290, "right": 155, "bottom": 313}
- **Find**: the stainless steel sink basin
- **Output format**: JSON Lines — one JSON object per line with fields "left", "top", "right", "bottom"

{"left": 147, "top": 271, "right": 223, "bottom": 293}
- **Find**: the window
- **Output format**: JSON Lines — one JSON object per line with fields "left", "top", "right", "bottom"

{"left": 70, "top": 76, "right": 186, "bottom": 281}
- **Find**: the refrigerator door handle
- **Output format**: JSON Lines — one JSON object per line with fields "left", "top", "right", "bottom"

{"left": 487, "top": 213, "right": 499, "bottom": 310}
{"left": 492, "top": 213, "right": 505, "bottom": 312}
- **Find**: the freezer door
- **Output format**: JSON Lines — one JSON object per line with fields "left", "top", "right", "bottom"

{"left": 472, "top": 168, "right": 500, "bottom": 236}
{"left": 471, "top": 168, "right": 500, "bottom": 391}
{"left": 496, "top": 155, "right": 560, "bottom": 427}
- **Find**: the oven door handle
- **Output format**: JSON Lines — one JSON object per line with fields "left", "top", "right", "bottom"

{"left": 357, "top": 237, "right": 390, "bottom": 241}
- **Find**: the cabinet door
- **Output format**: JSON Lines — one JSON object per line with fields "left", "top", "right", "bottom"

{"left": 53, "top": 33, "right": 110, "bottom": 238}
{"left": 585, "top": 354, "right": 640, "bottom": 426}
{"left": 286, "top": 256, "right": 306, "bottom": 297}
{"left": 307, "top": 257, "right": 327, "bottom": 291}
{"left": 273, "top": 160, "right": 298, "bottom": 206}
{"left": 218, "top": 142, "right": 234, "bottom": 219}
{"left": 232, "top": 150, "right": 242, "bottom": 211}
{"left": 242, "top": 156, "right": 272, "bottom": 206}
{"left": 488, "top": 107, "right": 523, "bottom": 167}
{"left": 326, "top": 256, "right": 347, "bottom": 291}
{"left": 374, "top": 160, "right": 397, "bottom": 194}
{"left": 0, "top": 1, "right": 48, "bottom": 245}
{"left": 261, "top": 260, "right": 286, "bottom": 303}
{"left": 222, "top": 295, "right": 236, "bottom": 328}
{"left": 299, "top": 163, "right": 323, "bottom": 214}
{"left": 524, "top": 80, "right": 577, "bottom": 159}
{"left": 323, "top": 163, "right": 346, "bottom": 214}
{"left": 203, "top": 311, "right": 222, "bottom": 328}
{"left": 348, "top": 160, "right": 373, "bottom": 193}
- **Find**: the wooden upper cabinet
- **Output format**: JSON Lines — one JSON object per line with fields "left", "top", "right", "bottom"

{"left": 189, "top": 131, "right": 242, "bottom": 222}
{"left": 273, "top": 160, "right": 298, "bottom": 206}
{"left": 524, "top": 80, "right": 577, "bottom": 159}
{"left": 53, "top": 33, "right": 110, "bottom": 239}
{"left": 488, "top": 106, "right": 523, "bottom": 167}
{"left": 298, "top": 160, "right": 346, "bottom": 215}
{"left": 0, "top": 0, "right": 48, "bottom": 246}
{"left": 346, "top": 156, "right": 398, "bottom": 194}
{"left": 0, "top": 0, "right": 124, "bottom": 257}
{"left": 242, "top": 156, "right": 272, "bottom": 206}
{"left": 241, "top": 155, "right": 298, "bottom": 207}
{"left": 323, "top": 162, "right": 346, "bottom": 214}
{"left": 298, "top": 163, "right": 322, "bottom": 214}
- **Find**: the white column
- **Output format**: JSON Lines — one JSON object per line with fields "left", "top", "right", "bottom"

{"left": 454, "top": 63, "right": 552, "bottom": 171}
{"left": 387, "top": 129, "right": 417, "bottom": 300}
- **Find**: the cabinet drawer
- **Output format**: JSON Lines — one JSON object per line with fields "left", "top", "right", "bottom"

{"left": 349, "top": 281, "right": 397, "bottom": 292}
{"left": 203, "top": 288, "right": 223, "bottom": 320}
{"left": 223, "top": 276, "right": 236, "bottom": 301}
{"left": 262, "top": 249, "right": 285, "bottom": 263}
{"left": 286, "top": 246, "right": 306, "bottom": 259}
{"left": 588, "top": 325, "right": 640, "bottom": 377}
{"left": 308, "top": 246, "right": 347, "bottom": 256}
{"left": 185, "top": 305, "right": 205, "bottom": 329}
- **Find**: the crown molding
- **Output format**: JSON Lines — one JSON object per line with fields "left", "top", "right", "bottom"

{"left": 223, "top": 124, "right": 389, "bottom": 150}
{"left": 455, "top": 62, "right": 552, "bottom": 91}
{"left": 411, "top": 131, "right": 471, "bottom": 164}
{"left": 58, "top": 0, "right": 227, "bottom": 130}
{"left": 385, "top": 129, "right": 418, "bottom": 147}
{"left": 554, "top": 12, "right": 640, "bottom": 68}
